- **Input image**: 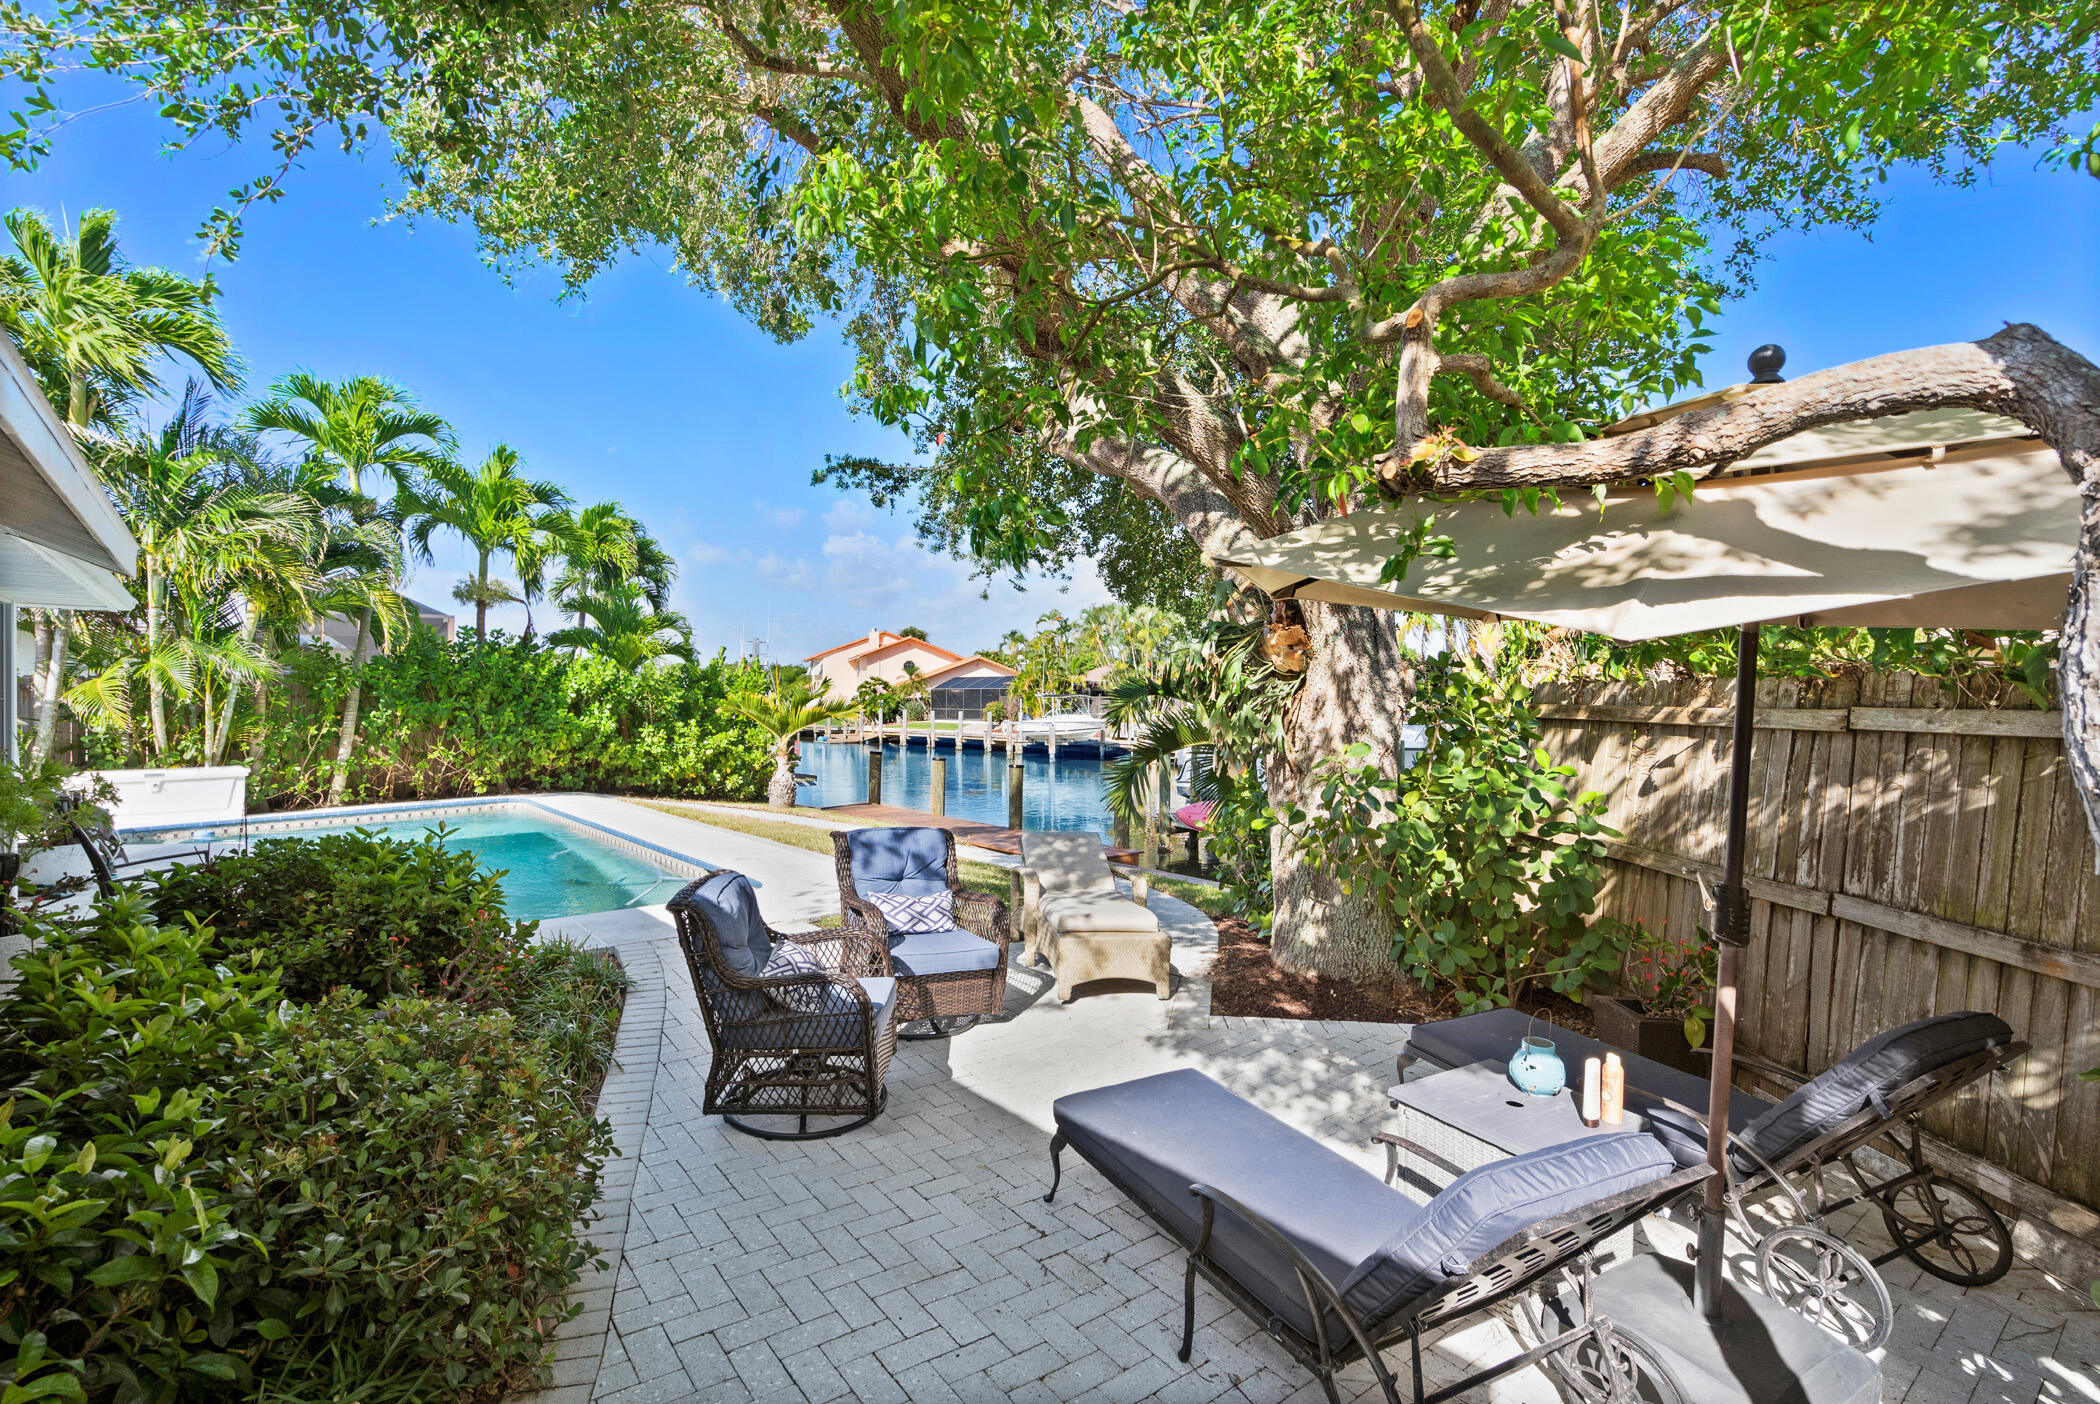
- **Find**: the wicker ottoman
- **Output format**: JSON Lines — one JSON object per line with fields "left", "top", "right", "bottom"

{"left": 1039, "top": 923, "right": 1171, "bottom": 1002}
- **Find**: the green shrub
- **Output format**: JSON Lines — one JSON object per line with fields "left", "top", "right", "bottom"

{"left": 0, "top": 895, "right": 613, "bottom": 1403}
{"left": 240, "top": 635, "right": 771, "bottom": 808}
{"left": 1292, "top": 651, "right": 1624, "bottom": 1012}
{"left": 141, "top": 829, "right": 533, "bottom": 1003}
{"left": 494, "top": 940, "right": 633, "bottom": 1090}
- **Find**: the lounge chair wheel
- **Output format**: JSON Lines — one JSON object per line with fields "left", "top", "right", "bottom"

{"left": 1548, "top": 1324, "right": 1684, "bottom": 1404}
{"left": 1876, "top": 1172, "right": 2013, "bottom": 1286}
{"left": 1755, "top": 1225, "right": 1894, "bottom": 1351}
{"left": 899, "top": 1015, "right": 980, "bottom": 1040}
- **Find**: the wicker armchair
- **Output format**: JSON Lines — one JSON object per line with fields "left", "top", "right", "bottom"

{"left": 833, "top": 827, "right": 1010, "bottom": 1039}
{"left": 669, "top": 869, "right": 898, "bottom": 1140}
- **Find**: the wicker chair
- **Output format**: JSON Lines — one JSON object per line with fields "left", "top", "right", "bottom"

{"left": 832, "top": 827, "right": 1010, "bottom": 1039}
{"left": 669, "top": 869, "right": 898, "bottom": 1140}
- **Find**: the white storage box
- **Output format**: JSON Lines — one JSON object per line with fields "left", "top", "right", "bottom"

{"left": 88, "top": 765, "right": 249, "bottom": 829}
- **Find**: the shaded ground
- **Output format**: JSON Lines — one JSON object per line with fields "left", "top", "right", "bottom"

{"left": 1208, "top": 917, "right": 1597, "bottom": 1034}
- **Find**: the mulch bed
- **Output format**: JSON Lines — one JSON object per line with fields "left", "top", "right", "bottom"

{"left": 1208, "top": 916, "right": 1597, "bottom": 1036}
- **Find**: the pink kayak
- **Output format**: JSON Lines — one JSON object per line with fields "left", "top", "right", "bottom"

{"left": 1174, "top": 801, "right": 1215, "bottom": 832}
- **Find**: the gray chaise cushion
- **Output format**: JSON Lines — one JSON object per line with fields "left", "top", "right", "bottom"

{"left": 887, "top": 926, "right": 1003, "bottom": 977}
{"left": 1590, "top": 1253, "right": 1880, "bottom": 1404}
{"left": 1052, "top": 1069, "right": 1417, "bottom": 1342}
{"left": 1338, "top": 1133, "right": 1675, "bottom": 1327}
{"left": 1405, "top": 1007, "right": 1771, "bottom": 1127}
{"left": 847, "top": 827, "right": 951, "bottom": 899}
{"left": 1737, "top": 1011, "right": 2012, "bottom": 1167}
{"left": 689, "top": 870, "right": 773, "bottom": 978}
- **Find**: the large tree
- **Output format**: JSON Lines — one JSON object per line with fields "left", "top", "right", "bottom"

{"left": 13, "top": 2, "right": 2097, "bottom": 971}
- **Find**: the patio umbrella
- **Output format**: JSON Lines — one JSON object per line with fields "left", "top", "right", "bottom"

{"left": 1213, "top": 404, "right": 2080, "bottom": 1320}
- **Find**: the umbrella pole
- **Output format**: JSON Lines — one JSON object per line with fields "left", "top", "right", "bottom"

{"left": 1695, "top": 622, "right": 1760, "bottom": 1319}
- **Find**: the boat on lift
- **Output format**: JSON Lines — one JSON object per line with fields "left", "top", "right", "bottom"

{"left": 1010, "top": 712, "right": 1106, "bottom": 739}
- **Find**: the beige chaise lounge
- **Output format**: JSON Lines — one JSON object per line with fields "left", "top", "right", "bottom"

{"left": 1018, "top": 830, "right": 1171, "bottom": 1002}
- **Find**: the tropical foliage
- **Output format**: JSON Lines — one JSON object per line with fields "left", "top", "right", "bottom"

{"left": 221, "top": 632, "right": 772, "bottom": 807}
{"left": 1290, "top": 648, "right": 1625, "bottom": 1010}
{"left": 730, "top": 678, "right": 859, "bottom": 807}
{"left": 0, "top": 830, "right": 626, "bottom": 1402}
{"left": 1, "top": 205, "right": 716, "bottom": 803}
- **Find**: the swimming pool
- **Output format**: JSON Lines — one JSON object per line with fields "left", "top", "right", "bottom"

{"left": 132, "top": 802, "right": 699, "bottom": 921}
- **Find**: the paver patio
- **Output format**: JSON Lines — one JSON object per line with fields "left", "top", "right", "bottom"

{"left": 519, "top": 801, "right": 2097, "bottom": 1404}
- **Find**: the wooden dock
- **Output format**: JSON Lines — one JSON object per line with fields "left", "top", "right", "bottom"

{"left": 820, "top": 803, "right": 1143, "bottom": 864}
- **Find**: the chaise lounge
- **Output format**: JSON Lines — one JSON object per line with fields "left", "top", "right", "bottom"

{"left": 1399, "top": 1007, "right": 2025, "bottom": 1292}
{"left": 1018, "top": 829, "right": 1171, "bottom": 1002}
{"left": 1045, "top": 1068, "right": 1878, "bottom": 1404}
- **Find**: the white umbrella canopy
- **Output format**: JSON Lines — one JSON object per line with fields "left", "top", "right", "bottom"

{"left": 1217, "top": 416, "right": 2078, "bottom": 1321}
{"left": 1218, "top": 444, "right": 2077, "bottom": 639}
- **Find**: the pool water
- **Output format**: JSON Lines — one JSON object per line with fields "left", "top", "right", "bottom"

{"left": 281, "top": 812, "right": 686, "bottom": 920}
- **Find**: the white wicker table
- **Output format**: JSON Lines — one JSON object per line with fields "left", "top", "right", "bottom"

{"left": 1382, "top": 1058, "right": 1651, "bottom": 1202}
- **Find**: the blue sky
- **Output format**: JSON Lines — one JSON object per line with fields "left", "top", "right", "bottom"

{"left": 5, "top": 87, "right": 2095, "bottom": 662}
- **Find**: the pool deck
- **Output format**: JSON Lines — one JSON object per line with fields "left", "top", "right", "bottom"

{"left": 519, "top": 797, "right": 2099, "bottom": 1404}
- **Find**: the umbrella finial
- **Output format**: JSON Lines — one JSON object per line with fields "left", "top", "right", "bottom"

{"left": 1747, "top": 344, "right": 1787, "bottom": 383}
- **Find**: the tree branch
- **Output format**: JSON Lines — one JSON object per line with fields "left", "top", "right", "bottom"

{"left": 1436, "top": 352, "right": 1528, "bottom": 411}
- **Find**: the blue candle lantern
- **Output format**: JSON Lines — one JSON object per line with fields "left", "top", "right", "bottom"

{"left": 1508, "top": 1035, "right": 1567, "bottom": 1098}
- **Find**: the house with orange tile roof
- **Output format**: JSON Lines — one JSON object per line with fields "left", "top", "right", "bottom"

{"left": 806, "top": 629, "right": 1016, "bottom": 715}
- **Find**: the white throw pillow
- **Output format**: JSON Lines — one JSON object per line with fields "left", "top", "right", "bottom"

{"left": 760, "top": 941, "right": 832, "bottom": 1013}
{"left": 869, "top": 890, "right": 956, "bottom": 934}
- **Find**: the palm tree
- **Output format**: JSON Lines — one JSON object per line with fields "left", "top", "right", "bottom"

{"left": 246, "top": 371, "right": 452, "bottom": 804}
{"left": 544, "top": 503, "right": 679, "bottom": 627}
{"left": 91, "top": 386, "right": 313, "bottom": 755}
{"left": 0, "top": 206, "right": 239, "bottom": 766}
{"left": 730, "top": 679, "right": 858, "bottom": 808}
{"left": 547, "top": 583, "right": 694, "bottom": 670}
{"left": 403, "top": 445, "right": 569, "bottom": 638}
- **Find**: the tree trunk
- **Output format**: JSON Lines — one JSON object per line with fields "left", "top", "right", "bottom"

{"left": 767, "top": 747, "right": 799, "bottom": 808}
{"left": 208, "top": 611, "right": 261, "bottom": 766}
{"left": 26, "top": 620, "right": 67, "bottom": 767}
{"left": 246, "top": 671, "right": 270, "bottom": 768}
{"left": 1265, "top": 600, "right": 1412, "bottom": 981}
{"left": 326, "top": 609, "right": 372, "bottom": 806}
{"left": 145, "top": 559, "right": 168, "bottom": 755}
{"left": 476, "top": 549, "right": 490, "bottom": 638}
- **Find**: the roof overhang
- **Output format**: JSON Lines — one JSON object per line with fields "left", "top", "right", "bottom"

{"left": 0, "top": 333, "right": 137, "bottom": 609}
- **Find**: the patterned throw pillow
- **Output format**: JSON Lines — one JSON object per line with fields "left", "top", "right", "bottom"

{"left": 869, "top": 890, "right": 955, "bottom": 934}
{"left": 760, "top": 941, "right": 833, "bottom": 1014}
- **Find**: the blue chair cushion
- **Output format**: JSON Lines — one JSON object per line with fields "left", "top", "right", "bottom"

{"left": 1405, "top": 1007, "right": 1772, "bottom": 1128}
{"left": 1053, "top": 1069, "right": 1422, "bottom": 1344}
{"left": 688, "top": 870, "right": 772, "bottom": 978}
{"left": 1737, "top": 1012, "right": 2012, "bottom": 1169}
{"left": 888, "top": 926, "right": 1002, "bottom": 977}
{"left": 1339, "top": 1133, "right": 1675, "bottom": 1327}
{"left": 717, "top": 975, "right": 897, "bottom": 1051}
{"left": 847, "top": 826, "right": 952, "bottom": 899}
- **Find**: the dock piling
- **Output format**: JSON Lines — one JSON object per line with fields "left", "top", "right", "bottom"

{"left": 930, "top": 756, "right": 947, "bottom": 816}
{"left": 866, "top": 745, "right": 883, "bottom": 805}
{"left": 1007, "top": 760, "right": 1024, "bottom": 830}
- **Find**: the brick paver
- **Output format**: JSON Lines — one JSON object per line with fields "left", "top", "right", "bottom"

{"left": 511, "top": 847, "right": 2098, "bottom": 1404}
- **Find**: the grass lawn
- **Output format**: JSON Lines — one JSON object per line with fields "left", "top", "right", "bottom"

{"left": 637, "top": 798, "right": 1236, "bottom": 918}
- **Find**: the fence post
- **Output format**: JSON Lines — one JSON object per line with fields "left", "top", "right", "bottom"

{"left": 930, "top": 755, "right": 947, "bottom": 816}
{"left": 1008, "top": 760, "right": 1024, "bottom": 830}
{"left": 866, "top": 745, "right": 883, "bottom": 806}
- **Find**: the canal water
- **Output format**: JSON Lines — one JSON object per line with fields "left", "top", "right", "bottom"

{"left": 797, "top": 738, "right": 1121, "bottom": 833}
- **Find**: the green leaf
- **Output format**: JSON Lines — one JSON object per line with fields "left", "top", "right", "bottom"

{"left": 1541, "top": 32, "right": 1585, "bottom": 62}
{"left": 85, "top": 1254, "right": 161, "bottom": 1287}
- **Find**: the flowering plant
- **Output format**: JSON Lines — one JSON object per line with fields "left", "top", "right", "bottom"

{"left": 1621, "top": 923, "right": 1719, "bottom": 1048}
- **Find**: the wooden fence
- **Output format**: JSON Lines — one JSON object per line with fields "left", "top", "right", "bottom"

{"left": 1535, "top": 673, "right": 2100, "bottom": 1267}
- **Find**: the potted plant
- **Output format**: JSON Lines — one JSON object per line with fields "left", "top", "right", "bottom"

{"left": 1593, "top": 923, "right": 1717, "bottom": 1075}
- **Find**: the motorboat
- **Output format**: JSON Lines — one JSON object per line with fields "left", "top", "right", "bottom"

{"left": 1011, "top": 712, "right": 1105, "bottom": 738}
